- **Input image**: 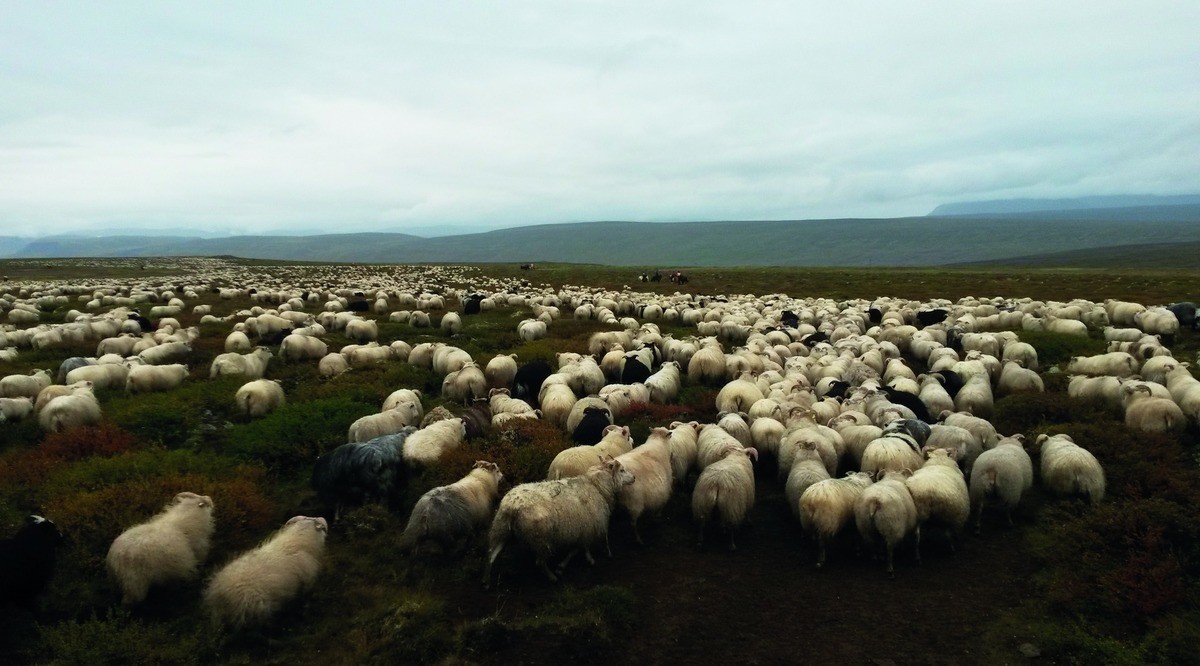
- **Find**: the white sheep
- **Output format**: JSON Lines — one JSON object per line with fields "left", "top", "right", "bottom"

{"left": 906, "top": 449, "right": 970, "bottom": 556}
{"left": 38, "top": 382, "right": 101, "bottom": 432}
{"left": 0, "top": 396, "right": 34, "bottom": 422}
{"left": 106, "top": 492, "right": 215, "bottom": 604}
{"left": 485, "top": 354, "right": 518, "bottom": 390}
{"left": 829, "top": 413, "right": 883, "bottom": 469}
{"left": 442, "top": 362, "right": 487, "bottom": 403}
{"left": 969, "top": 435, "right": 1033, "bottom": 533}
{"left": 209, "top": 347, "right": 272, "bottom": 379}
{"left": 1067, "top": 375, "right": 1123, "bottom": 410}
{"left": 715, "top": 371, "right": 765, "bottom": 414}
{"left": 1121, "top": 383, "right": 1186, "bottom": 434}
{"left": 0, "top": 369, "right": 52, "bottom": 399}
{"left": 348, "top": 407, "right": 421, "bottom": 443}
{"left": 692, "top": 443, "right": 758, "bottom": 550}
{"left": 539, "top": 383, "right": 577, "bottom": 429}
{"left": 667, "top": 420, "right": 701, "bottom": 485}
{"left": 484, "top": 457, "right": 634, "bottom": 585}
{"left": 799, "top": 472, "right": 873, "bottom": 568}
{"left": 940, "top": 411, "right": 1000, "bottom": 450}
{"left": 547, "top": 425, "right": 634, "bottom": 479}
{"left": 854, "top": 470, "right": 919, "bottom": 577}
{"left": 279, "top": 334, "right": 328, "bottom": 362}
{"left": 1037, "top": 433, "right": 1105, "bottom": 504}
{"left": 398, "top": 461, "right": 504, "bottom": 555}
{"left": 860, "top": 433, "right": 924, "bottom": 481}
{"left": 137, "top": 341, "right": 191, "bottom": 366}
{"left": 235, "top": 379, "right": 286, "bottom": 418}
{"left": 1066, "top": 352, "right": 1139, "bottom": 378}
{"left": 381, "top": 388, "right": 424, "bottom": 422}
{"left": 612, "top": 428, "right": 674, "bottom": 544}
{"left": 1164, "top": 365, "right": 1200, "bottom": 426}
{"left": 953, "top": 374, "right": 994, "bottom": 418}
{"left": 926, "top": 424, "right": 982, "bottom": 475}
{"left": 224, "top": 331, "right": 252, "bottom": 353}
{"left": 203, "top": 516, "right": 328, "bottom": 628}
{"left": 645, "top": 361, "right": 683, "bottom": 404}
{"left": 318, "top": 352, "right": 350, "bottom": 377}
{"left": 997, "top": 361, "right": 1044, "bottom": 395}
{"left": 125, "top": 364, "right": 189, "bottom": 393}
{"left": 344, "top": 318, "right": 379, "bottom": 343}
{"left": 440, "top": 312, "right": 462, "bottom": 335}
{"left": 402, "top": 418, "right": 468, "bottom": 466}
{"left": 784, "top": 438, "right": 832, "bottom": 519}
{"left": 65, "top": 362, "right": 130, "bottom": 391}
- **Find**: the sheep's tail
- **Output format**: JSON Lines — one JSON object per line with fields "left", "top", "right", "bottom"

{"left": 483, "top": 507, "right": 514, "bottom": 586}
{"left": 237, "top": 390, "right": 255, "bottom": 416}
{"left": 397, "top": 512, "right": 427, "bottom": 554}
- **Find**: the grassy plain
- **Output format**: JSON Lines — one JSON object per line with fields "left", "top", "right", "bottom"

{"left": 0, "top": 257, "right": 1198, "bottom": 664}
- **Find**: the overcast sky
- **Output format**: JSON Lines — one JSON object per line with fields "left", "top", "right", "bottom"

{"left": 1, "top": 2, "right": 1197, "bottom": 237}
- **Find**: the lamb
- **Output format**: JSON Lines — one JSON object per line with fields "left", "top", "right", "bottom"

{"left": 38, "top": 382, "right": 101, "bottom": 432}
{"left": 1121, "top": 382, "right": 1186, "bottom": 434}
{"left": 402, "top": 418, "right": 468, "bottom": 467}
{"left": 0, "top": 515, "right": 64, "bottom": 606}
{"left": 484, "top": 457, "right": 635, "bottom": 585}
{"left": 0, "top": 369, "right": 52, "bottom": 399}
{"left": 126, "top": 363, "right": 190, "bottom": 393}
{"left": 799, "top": 472, "right": 874, "bottom": 568}
{"left": 614, "top": 428, "right": 674, "bottom": 544}
{"left": 969, "top": 435, "right": 1033, "bottom": 533}
{"left": 1037, "top": 433, "right": 1105, "bottom": 504}
{"left": 854, "top": 470, "right": 919, "bottom": 577}
{"left": 203, "top": 516, "right": 328, "bottom": 628}
{"left": 106, "top": 492, "right": 215, "bottom": 604}
{"left": 906, "top": 448, "right": 970, "bottom": 555}
{"left": 210, "top": 347, "right": 273, "bottom": 379}
{"left": 0, "top": 396, "right": 35, "bottom": 422}
{"left": 693, "top": 444, "right": 758, "bottom": 550}
{"left": 235, "top": 379, "right": 286, "bottom": 418}
{"left": 548, "top": 425, "right": 634, "bottom": 479}
{"left": 312, "top": 427, "right": 414, "bottom": 516}
{"left": 398, "top": 461, "right": 504, "bottom": 555}
{"left": 485, "top": 353, "right": 518, "bottom": 390}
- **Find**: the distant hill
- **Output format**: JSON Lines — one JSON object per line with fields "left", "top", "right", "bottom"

{"left": 958, "top": 241, "right": 1200, "bottom": 270}
{"left": 7, "top": 214, "right": 1200, "bottom": 267}
{"left": 928, "top": 194, "right": 1200, "bottom": 217}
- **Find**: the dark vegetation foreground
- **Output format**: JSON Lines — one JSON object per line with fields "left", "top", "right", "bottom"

{"left": 1, "top": 258, "right": 1198, "bottom": 665}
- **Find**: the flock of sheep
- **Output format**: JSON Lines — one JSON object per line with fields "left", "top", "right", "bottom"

{"left": 2, "top": 256, "right": 1198, "bottom": 631}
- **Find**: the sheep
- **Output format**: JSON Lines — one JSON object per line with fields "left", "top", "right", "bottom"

{"left": 717, "top": 411, "right": 753, "bottom": 449}
{"left": 402, "top": 418, "right": 468, "bottom": 467}
{"left": 381, "top": 388, "right": 424, "bottom": 422}
{"left": 1134, "top": 307, "right": 1180, "bottom": 342}
{"left": 854, "top": 470, "right": 919, "bottom": 577}
{"left": 644, "top": 360, "right": 682, "bottom": 404}
{"left": 548, "top": 425, "right": 634, "bottom": 479}
{"left": 203, "top": 516, "right": 328, "bottom": 628}
{"left": 953, "top": 373, "right": 994, "bottom": 418}
{"left": 137, "top": 341, "right": 191, "bottom": 365}
{"left": 1037, "top": 433, "right": 1105, "bottom": 504}
{"left": 539, "top": 383, "right": 577, "bottom": 429}
{"left": 0, "top": 396, "right": 34, "bottom": 422}
{"left": 939, "top": 411, "right": 1000, "bottom": 450}
{"left": 348, "top": 406, "right": 421, "bottom": 443}
{"left": 398, "top": 461, "right": 504, "bottom": 556}
{"left": 829, "top": 413, "right": 883, "bottom": 469}
{"left": 997, "top": 360, "right": 1044, "bottom": 395}
{"left": 517, "top": 318, "right": 547, "bottom": 341}
{"left": 484, "top": 457, "right": 635, "bottom": 585}
{"left": 210, "top": 347, "right": 272, "bottom": 379}
{"left": 106, "top": 492, "right": 215, "bottom": 605}
{"left": 692, "top": 444, "right": 758, "bottom": 550}
{"left": 347, "top": 343, "right": 394, "bottom": 367}
{"left": 906, "top": 448, "right": 970, "bottom": 556}
{"left": 489, "top": 388, "right": 536, "bottom": 416}
{"left": 439, "top": 312, "right": 462, "bottom": 335}
{"left": 312, "top": 427, "right": 414, "bottom": 516}
{"left": 860, "top": 432, "right": 924, "bottom": 481}
{"left": 799, "top": 472, "right": 873, "bottom": 569}
{"left": 34, "top": 383, "right": 81, "bottom": 413}
{"left": 485, "top": 353, "right": 518, "bottom": 390}
{"left": 926, "top": 424, "right": 982, "bottom": 475}
{"left": 1121, "top": 382, "right": 1186, "bottom": 434}
{"left": 715, "top": 371, "right": 765, "bottom": 414}
{"left": 784, "top": 439, "right": 832, "bottom": 519}
{"left": 0, "top": 369, "right": 52, "bottom": 399}
{"left": 614, "top": 427, "right": 674, "bottom": 544}
{"left": 38, "top": 382, "right": 101, "bottom": 432}
{"left": 57, "top": 356, "right": 97, "bottom": 383}
{"left": 668, "top": 420, "right": 701, "bottom": 485}
{"left": 0, "top": 515, "right": 64, "bottom": 606}
{"left": 279, "top": 334, "right": 327, "bottom": 362}
{"left": 598, "top": 382, "right": 650, "bottom": 418}
{"left": 125, "top": 363, "right": 189, "bottom": 393}
{"left": 298, "top": 347, "right": 339, "bottom": 373}
{"left": 442, "top": 362, "right": 488, "bottom": 403}
{"left": 224, "top": 331, "right": 252, "bottom": 353}
{"left": 344, "top": 318, "right": 378, "bottom": 343}
{"left": 687, "top": 338, "right": 726, "bottom": 385}
{"left": 65, "top": 362, "right": 130, "bottom": 391}
{"left": 568, "top": 400, "right": 614, "bottom": 443}
{"left": 1066, "top": 352, "right": 1139, "bottom": 378}
{"left": 969, "top": 435, "right": 1033, "bottom": 533}
{"left": 1067, "top": 374, "right": 1124, "bottom": 410}
{"left": 750, "top": 415, "right": 786, "bottom": 457}
{"left": 235, "top": 379, "right": 286, "bottom": 418}
{"left": 1164, "top": 364, "right": 1200, "bottom": 425}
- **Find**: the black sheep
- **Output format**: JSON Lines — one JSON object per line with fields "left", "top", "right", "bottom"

{"left": 0, "top": 515, "right": 64, "bottom": 606}
{"left": 867, "top": 306, "right": 883, "bottom": 325}
{"left": 311, "top": 427, "right": 415, "bottom": 518}
{"left": 880, "top": 386, "right": 933, "bottom": 423}
{"left": 1166, "top": 302, "right": 1197, "bottom": 330}
{"left": 462, "top": 294, "right": 485, "bottom": 316}
{"left": 916, "top": 309, "right": 949, "bottom": 327}
{"left": 348, "top": 300, "right": 370, "bottom": 312}
{"left": 931, "top": 370, "right": 965, "bottom": 400}
{"left": 461, "top": 399, "right": 492, "bottom": 439}
{"left": 513, "top": 359, "right": 553, "bottom": 402}
{"left": 571, "top": 407, "right": 613, "bottom": 445}
{"left": 780, "top": 310, "right": 800, "bottom": 328}
{"left": 127, "top": 312, "right": 153, "bottom": 333}
{"left": 621, "top": 356, "right": 652, "bottom": 385}
{"left": 882, "top": 418, "right": 932, "bottom": 447}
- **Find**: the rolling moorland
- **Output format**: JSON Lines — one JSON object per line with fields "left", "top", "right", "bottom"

{"left": 3, "top": 197, "right": 1200, "bottom": 268}
{"left": 0, "top": 256, "right": 1198, "bottom": 665}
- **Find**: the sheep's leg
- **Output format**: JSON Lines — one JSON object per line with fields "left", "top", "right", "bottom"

{"left": 816, "top": 535, "right": 827, "bottom": 569}
{"left": 886, "top": 542, "right": 896, "bottom": 579}
{"left": 973, "top": 507, "right": 983, "bottom": 535}
{"left": 538, "top": 555, "right": 560, "bottom": 583}
{"left": 696, "top": 521, "right": 706, "bottom": 549}
{"left": 582, "top": 547, "right": 596, "bottom": 566}
{"left": 631, "top": 516, "right": 644, "bottom": 546}
{"left": 914, "top": 526, "right": 922, "bottom": 565}
{"left": 728, "top": 528, "right": 737, "bottom": 552}
{"left": 1005, "top": 509, "right": 1015, "bottom": 528}
{"left": 604, "top": 531, "right": 613, "bottom": 558}
{"left": 483, "top": 541, "right": 505, "bottom": 586}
